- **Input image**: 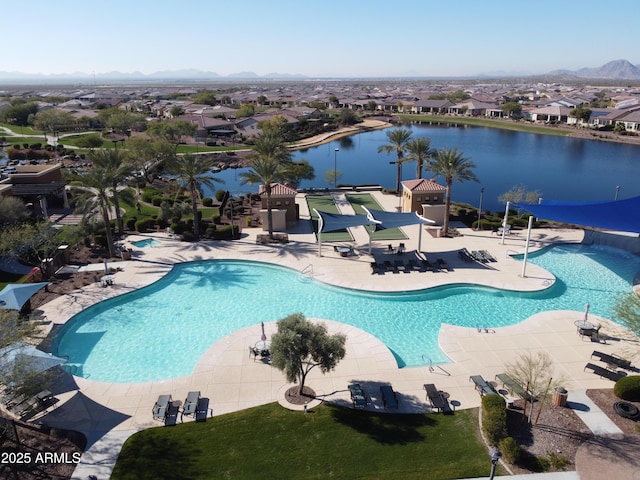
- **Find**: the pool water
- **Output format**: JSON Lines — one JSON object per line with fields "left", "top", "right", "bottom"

{"left": 131, "top": 238, "right": 159, "bottom": 248}
{"left": 53, "top": 244, "right": 640, "bottom": 383}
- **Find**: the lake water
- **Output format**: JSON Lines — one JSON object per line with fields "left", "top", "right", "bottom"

{"left": 208, "top": 123, "right": 640, "bottom": 213}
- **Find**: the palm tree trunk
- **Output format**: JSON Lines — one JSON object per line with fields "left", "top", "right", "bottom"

{"left": 266, "top": 192, "right": 274, "bottom": 240}
{"left": 102, "top": 205, "right": 116, "bottom": 258}
{"left": 111, "top": 182, "right": 124, "bottom": 235}
{"left": 395, "top": 161, "right": 402, "bottom": 192}
{"left": 191, "top": 191, "right": 200, "bottom": 239}
{"left": 443, "top": 183, "right": 452, "bottom": 236}
{"left": 416, "top": 160, "right": 423, "bottom": 179}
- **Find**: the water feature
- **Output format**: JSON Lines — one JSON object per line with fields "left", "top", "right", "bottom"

{"left": 207, "top": 123, "right": 640, "bottom": 213}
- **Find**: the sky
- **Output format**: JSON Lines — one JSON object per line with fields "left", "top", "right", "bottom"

{"left": 6, "top": 0, "right": 640, "bottom": 78}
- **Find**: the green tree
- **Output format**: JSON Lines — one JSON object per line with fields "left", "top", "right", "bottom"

{"left": 498, "top": 185, "right": 542, "bottom": 206}
{"left": 0, "top": 222, "right": 69, "bottom": 276}
{"left": 328, "top": 95, "right": 339, "bottom": 107}
{"left": 377, "top": 127, "right": 413, "bottom": 192}
{"left": 427, "top": 147, "right": 479, "bottom": 235}
{"left": 236, "top": 103, "right": 256, "bottom": 118}
{"left": 89, "top": 148, "right": 134, "bottom": 235}
{"left": 270, "top": 313, "right": 346, "bottom": 395}
{"left": 2, "top": 102, "right": 38, "bottom": 126}
{"left": 33, "top": 109, "right": 74, "bottom": 133}
{"left": 166, "top": 153, "right": 222, "bottom": 240}
{"left": 193, "top": 91, "right": 218, "bottom": 106}
{"left": 240, "top": 130, "right": 292, "bottom": 240}
{"left": 614, "top": 292, "right": 640, "bottom": 340}
{"left": 0, "top": 309, "right": 44, "bottom": 394}
{"left": 366, "top": 100, "right": 378, "bottom": 112}
{"left": 169, "top": 105, "right": 185, "bottom": 117}
{"left": 124, "top": 137, "right": 173, "bottom": 185}
{"left": 75, "top": 133, "right": 104, "bottom": 150}
{"left": 0, "top": 196, "right": 30, "bottom": 226}
{"left": 570, "top": 106, "right": 592, "bottom": 124}
{"left": 279, "top": 160, "right": 315, "bottom": 189}
{"left": 67, "top": 166, "right": 119, "bottom": 257}
{"left": 405, "top": 136, "right": 434, "bottom": 179}
{"left": 501, "top": 101, "right": 523, "bottom": 118}
{"left": 336, "top": 109, "right": 359, "bottom": 126}
{"left": 147, "top": 119, "right": 197, "bottom": 152}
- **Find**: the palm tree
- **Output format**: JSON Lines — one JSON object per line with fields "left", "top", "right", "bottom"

{"left": 405, "top": 137, "right": 434, "bottom": 179}
{"left": 377, "top": 127, "right": 412, "bottom": 192}
{"left": 167, "top": 153, "right": 222, "bottom": 240}
{"left": 240, "top": 131, "right": 292, "bottom": 240}
{"left": 89, "top": 148, "right": 133, "bottom": 235}
{"left": 67, "top": 166, "right": 118, "bottom": 257}
{"left": 427, "top": 147, "right": 479, "bottom": 236}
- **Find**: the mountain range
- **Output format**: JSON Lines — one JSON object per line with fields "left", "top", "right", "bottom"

{"left": 1, "top": 60, "right": 639, "bottom": 83}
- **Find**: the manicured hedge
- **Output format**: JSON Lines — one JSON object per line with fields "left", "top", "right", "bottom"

{"left": 614, "top": 375, "right": 640, "bottom": 401}
{"left": 482, "top": 394, "right": 507, "bottom": 445}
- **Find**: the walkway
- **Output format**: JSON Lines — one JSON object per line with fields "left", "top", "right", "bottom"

{"left": 21, "top": 190, "right": 638, "bottom": 479}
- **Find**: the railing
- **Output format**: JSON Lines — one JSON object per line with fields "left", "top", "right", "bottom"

{"left": 299, "top": 264, "right": 313, "bottom": 281}
{"left": 506, "top": 249, "right": 520, "bottom": 258}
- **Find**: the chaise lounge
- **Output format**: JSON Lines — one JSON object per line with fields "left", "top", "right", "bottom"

{"left": 152, "top": 394, "right": 172, "bottom": 420}
{"left": 380, "top": 385, "right": 399, "bottom": 409}
{"left": 470, "top": 375, "right": 497, "bottom": 397}
{"left": 182, "top": 391, "right": 201, "bottom": 419}
{"left": 424, "top": 384, "right": 449, "bottom": 413}
{"left": 591, "top": 351, "right": 632, "bottom": 370}
{"left": 495, "top": 373, "right": 534, "bottom": 401}
{"left": 584, "top": 362, "right": 626, "bottom": 382}
{"left": 348, "top": 383, "right": 367, "bottom": 409}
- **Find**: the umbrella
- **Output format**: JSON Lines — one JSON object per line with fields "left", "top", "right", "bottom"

{"left": 0, "top": 342, "right": 67, "bottom": 376}
{"left": 584, "top": 303, "right": 590, "bottom": 322}
{"left": 103, "top": 258, "right": 109, "bottom": 275}
{"left": 0, "top": 282, "right": 49, "bottom": 311}
{"left": 261, "top": 321, "right": 267, "bottom": 341}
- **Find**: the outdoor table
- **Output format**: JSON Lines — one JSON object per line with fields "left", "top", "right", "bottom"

{"left": 337, "top": 246, "right": 352, "bottom": 257}
{"left": 574, "top": 320, "right": 594, "bottom": 330}
{"left": 255, "top": 340, "right": 271, "bottom": 356}
{"left": 100, "top": 274, "right": 115, "bottom": 286}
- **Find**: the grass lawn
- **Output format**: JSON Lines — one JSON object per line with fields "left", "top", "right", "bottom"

{"left": 306, "top": 195, "right": 353, "bottom": 242}
{"left": 345, "top": 193, "right": 407, "bottom": 241}
{"left": 112, "top": 403, "right": 498, "bottom": 480}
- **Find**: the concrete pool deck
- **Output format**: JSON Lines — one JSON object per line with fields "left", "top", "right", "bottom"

{"left": 28, "top": 191, "right": 639, "bottom": 478}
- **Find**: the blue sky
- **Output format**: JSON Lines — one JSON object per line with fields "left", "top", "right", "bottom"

{"left": 7, "top": 0, "right": 639, "bottom": 77}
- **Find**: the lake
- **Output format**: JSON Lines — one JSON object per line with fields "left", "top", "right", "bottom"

{"left": 207, "top": 123, "right": 640, "bottom": 213}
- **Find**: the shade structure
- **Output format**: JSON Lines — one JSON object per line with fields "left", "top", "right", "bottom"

{"left": 0, "top": 342, "right": 67, "bottom": 376}
{"left": 0, "top": 282, "right": 49, "bottom": 310}
{"left": 514, "top": 196, "right": 640, "bottom": 234}
{"left": 363, "top": 208, "right": 435, "bottom": 230}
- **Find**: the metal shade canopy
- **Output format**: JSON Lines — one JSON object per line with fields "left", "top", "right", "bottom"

{"left": 0, "top": 282, "right": 49, "bottom": 310}
{"left": 0, "top": 342, "right": 67, "bottom": 376}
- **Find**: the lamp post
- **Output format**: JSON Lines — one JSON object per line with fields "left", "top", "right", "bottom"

{"left": 477, "top": 187, "right": 484, "bottom": 230}
{"left": 489, "top": 447, "right": 502, "bottom": 480}
{"left": 615, "top": 185, "right": 620, "bottom": 201}
{"left": 333, "top": 148, "right": 339, "bottom": 189}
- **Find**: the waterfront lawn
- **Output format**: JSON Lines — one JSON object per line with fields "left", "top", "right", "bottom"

{"left": 346, "top": 193, "right": 407, "bottom": 241}
{"left": 306, "top": 195, "right": 353, "bottom": 242}
{"left": 111, "top": 403, "right": 495, "bottom": 480}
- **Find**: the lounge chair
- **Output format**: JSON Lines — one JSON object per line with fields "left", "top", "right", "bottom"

{"left": 406, "top": 259, "right": 419, "bottom": 272}
{"left": 370, "top": 262, "right": 381, "bottom": 274}
{"left": 380, "top": 385, "right": 399, "bottom": 409}
{"left": 480, "top": 250, "right": 497, "bottom": 262}
{"left": 383, "top": 260, "right": 398, "bottom": 273}
{"left": 394, "top": 259, "right": 406, "bottom": 272}
{"left": 182, "top": 391, "right": 201, "bottom": 418}
{"left": 495, "top": 373, "right": 534, "bottom": 401}
{"left": 164, "top": 401, "right": 180, "bottom": 426}
{"left": 348, "top": 383, "right": 367, "bottom": 409}
{"left": 584, "top": 362, "right": 626, "bottom": 381}
{"left": 424, "top": 384, "right": 448, "bottom": 413}
{"left": 471, "top": 251, "right": 487, "bottom": 263}
{"left": 469, "top": 375, "right": 497, "bottom": 396}
{"left": 591, "top": 351, "right": 632, "bottom": 370}
{"left": 195, "top": 397, "right": 210, "bottom": 422}
{"left": 436, "top": 258, "right": 452, "bottom": 272}
{"left": 152, "top": 394, "right": 172, "bottom": 420}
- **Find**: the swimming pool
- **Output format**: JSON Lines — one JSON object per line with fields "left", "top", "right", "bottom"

{"left": 53, "top": 244, "right": 640, "bottom": 383}
{"left": 131, "top": 238, "right": 159, "bottom": 248}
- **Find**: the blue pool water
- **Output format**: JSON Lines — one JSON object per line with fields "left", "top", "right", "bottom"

{"left": 131, "top": 238, "right": 159, "bottom": 248}
{"left": 53, "top": 244, "right": 640, "bottom": 383}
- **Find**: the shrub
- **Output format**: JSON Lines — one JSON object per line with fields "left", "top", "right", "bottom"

{"left": 482, "top": 394, "right": 507, "bottom": 444}
{"left": 135, "top": 219, "right": 149, "bottom": 233}
{"left": 152, "top": 196, "right": 165, "bottom": 207}
{"left": 182, "top": 230, "right": 195, "bottom": 242}
{"left": 126, "top": 218, "right": 137, "bottom": 230}
{"left": 171, "top": 223, "right": 185, "bottom": 235}
{"left": 246, "top": 217, "right": 252, "bottom": 227}
{"left": 202, "top": 197, "right": 213, "bottom": 207}
{"left": 141, "top": 188, "right": 161, "bottom": 203}
{"left": 546, "top": 451, "right": 569, "bottom": 470}
{"left": 498, "top": 437, "right": 521, "bottom": 464}
{"left": 212, "top": 214, "right": 221, "bottom": 225}
{"left": 212, "top": 224, "right": 240, "bottom": 240}
{"left": 614, "top": 375, "right": 640, "bottom": 401}
{"left": 215, "top": 189, "right": 226, "bottom": 201}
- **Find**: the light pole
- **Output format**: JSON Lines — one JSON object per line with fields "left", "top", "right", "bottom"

{"left": 489, "top": 447, "right": 502, "bottom": 480}
{"left": 615, "top": 185, "right": 620, "bottom": 200}
{"left": 333, "top": 148, "right": 339, "bottom": 188}
{"left": 477, "top": 187, "right": 484, "bottom": 230}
